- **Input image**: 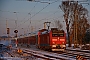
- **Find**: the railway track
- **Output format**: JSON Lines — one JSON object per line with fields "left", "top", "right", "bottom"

{"left": 0, "top": 50, "right": 34, "bottom": 60}
{"left": 0, "top": 50, "right": 22, "bottom": 60}
{"left": 12, "top": 45, "right": 90, "bottom": 60}
{"left": 64, "top": 49, "right": 90, "bottom": 60}
{"left": 1, "top": 46, "right": 89, "bottom": 60}
{"left": 22, "top": 47, "right": 90, "bottom": 60}
{"left": 49, "top": 49, "right": 90, "bottom": 60}
{"left": 1, "top": 48, "right": 63, "bottom": 60}
{"left": 21, "top": 48, "right": 76, "bottom": 60}
{"left": 41, "top": 50, "right": 90, "bottom": 60}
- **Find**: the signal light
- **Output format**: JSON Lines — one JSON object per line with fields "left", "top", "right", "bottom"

{"left": 14, "top": 30, "right": 18, "bottom": 33}
{"left": 7, "top": 28, "right": 10, "bottom": 34}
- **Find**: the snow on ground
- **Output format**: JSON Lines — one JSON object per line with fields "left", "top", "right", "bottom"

{"left": 0, "top": 52, "right": 22, "bottom": 60}
{"left": 0, "top": 39, "right": 90, "bottom": 60}
{"left": 0, "top": 57, "right": 22, "bottom": 60}
{"left": 66, "top": 44, "right": 90, "bottom": 51}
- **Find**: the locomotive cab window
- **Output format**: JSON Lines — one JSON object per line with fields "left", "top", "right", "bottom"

{"left": 52, "top": 33, "right": 64, "bottom": 37}
{"left": 52, "top": 29, "right": 64, "bottom": 37}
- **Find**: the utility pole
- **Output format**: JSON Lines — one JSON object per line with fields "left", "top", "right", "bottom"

{"left": 44, "top": 22, "right": 46, "bottom": 29}
{"left": 6, "top": 20, "right": 7, "bottom": 30}
{"left": 15, "top": 20, "right": 17, "bottom": 29}
{"left": 31, "top": 26, "right": 33, "bottom": 32}
{"left": 6, "top": 20, "right": 8, "bottom": 35}
{"left": 6, "top": 20, "right": 10, "bottom": 40}
{"left": 44, "top": 22, "right": 51, "bottom": 29}
{"left": 14, "top": 29, "right": 18, "bottom": 48}
{"left": 28, "top": 13, "right": 31, "bottom": 33}
{"left": 14, "top": 12, "right": 18, "bottom": 48}
{"left": 74, "top": 1, "right": 78, "bottom": 48}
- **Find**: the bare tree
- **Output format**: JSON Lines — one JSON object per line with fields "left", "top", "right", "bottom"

{"left": 54, "top": 20, "right": 63, "bottom": 30}
{"left": 60, "top": 1, "right": 90, "bottom": 47}
{"left": 60, "top": 1, "right": 71, "bottom": 47}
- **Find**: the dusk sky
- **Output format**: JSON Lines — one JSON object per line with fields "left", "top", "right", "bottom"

{"left": 0, "top": 0, "right": 90, "bottom": 37}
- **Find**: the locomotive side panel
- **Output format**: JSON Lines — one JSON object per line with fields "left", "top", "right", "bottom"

{"left": 39, "top": 33, "right": 50, "bottom": 50}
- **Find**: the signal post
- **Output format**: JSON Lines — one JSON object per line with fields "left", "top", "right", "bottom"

{"left": 7, "top": 28, "right": 10, "bottom": 40}
{"left": 14, "top": 30, "right": 18, "bottom": 48}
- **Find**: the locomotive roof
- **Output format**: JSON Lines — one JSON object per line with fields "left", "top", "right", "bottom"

{"left": 39, "top": 29, "right": 48, "bottom": 32}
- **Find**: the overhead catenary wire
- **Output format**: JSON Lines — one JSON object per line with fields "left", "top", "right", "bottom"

{"left": 39, "top": 10, "right": 63, "bottom": 22}
{"left": 0, "top": 0, "right": 63, "bottom": 30}
{"left": 20, "top": 2, "right": 38, "bottom": 22}
{"left": 30, "top": 2, "right": 38, "bottom": 13}
{"left": 25, "top": 2, "right": 38, "bottom": 32}
{"left": 0, "top": 0, "right": 89, "bottom": 36}
{"left": 17, "top": 2, "right": 38, "bottom": 29}
{"left": 27, "top": 11, "right": 63, "bottom": 32}
{"left": 26, "top": 11, "right": 60, "bottom": 31}
{"left": 18, "top": 0, "right": 60, "bottom": 28}
{"left": 0, "top": 9, "right": 62, "bottom": 22}
{"left": 19, "top": 1, "right": 58, "bottom": 32}
{"left": 25, "top": 7, "right": 63, "bottom": 32}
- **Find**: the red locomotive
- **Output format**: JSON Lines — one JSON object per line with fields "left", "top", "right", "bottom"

{"left": 37, "top": 28, "right": 66, "bottom": 51}
{"left": 17, "top": 28, "right": 66, "bottom": 51}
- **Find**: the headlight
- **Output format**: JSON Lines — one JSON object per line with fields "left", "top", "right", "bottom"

{"left": 52, "top": 39, "right": 57, "bottom": 41}
{"left": 52, "top": 45, "right": 56, "bottom": 47}
{"left": 52, "top": 42, "right": 55, "bottom": 44}
{"left": 60, "top": 39, "right": 65, "bottom": 41}
{"left": 62, "top": 42, "right": 64, "bottom": 44}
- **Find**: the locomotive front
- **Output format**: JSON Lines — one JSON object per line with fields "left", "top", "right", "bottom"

{"left": 51, "top": 28, "right": 66, "bottom": 51}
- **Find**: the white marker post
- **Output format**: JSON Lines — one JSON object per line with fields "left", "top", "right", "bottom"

{"left": 14, "top": 30, "right": 18, "bottom": 48}
{"left": 15, "top": 38, "right": 17, "bottom": 48}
